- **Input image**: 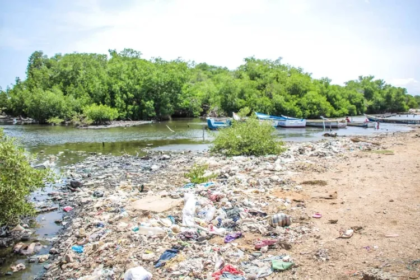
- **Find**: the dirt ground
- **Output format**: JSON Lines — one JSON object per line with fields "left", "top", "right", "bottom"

{"left": 283, "top": 129, "right": 420, "bottom": 279}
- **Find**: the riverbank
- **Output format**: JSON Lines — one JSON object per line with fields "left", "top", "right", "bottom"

{"left": 78, "top": 120, "right": 153, "bottom": 129}
{"left": 9, "top": 128, "right": 409, "bottom": 279}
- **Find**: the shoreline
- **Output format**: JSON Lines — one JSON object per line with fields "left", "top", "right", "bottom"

{"left": 77, "top": 120, "right": 153, "bottom": 129}
{"left": 1, "top": 129, "right": 419, "bottom": 278}
{"left": 36, "top": 129, "right": 419, "bottom": 279}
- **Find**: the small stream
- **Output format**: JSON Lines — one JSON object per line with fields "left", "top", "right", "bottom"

{"left": 0, "top": 117, "right": 415, "bottom": 278}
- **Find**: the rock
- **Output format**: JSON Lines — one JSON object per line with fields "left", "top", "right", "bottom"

{"left": 49, "top": 248, "right": 59, "bottom": 254}
{"left": 151, "top": 165, "right": 160, "bottom": 171}
{"left": 38, "top": 254, "right": 49, "bottom": 263}
{"left": 28, "top": 258, "right": 37, "bottom": 263}
{"left": 21, "top": 234, "right": 30, "bottom": 241}
{"left": 44, "top": 264, "right": 52, "bottom": 270}
{"left": 65, "top": 253, "right": 74, "bottom": 263}
{"left": 160, "top": 154, "right": 171, "bottom": 160}
{"left": 11, "top": 225, "right": 25, "bottom": 232}
{"left": 70, "top": 180, "right": 83, "bottom": 188}
{"left": 10, "top": 263, "right": 26, "bottom": 272}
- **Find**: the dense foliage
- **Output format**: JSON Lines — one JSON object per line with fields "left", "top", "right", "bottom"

{"left": 211, "top": 117, "right": 285, "bottom": 156}
{"left": 83, "top": 104, "right": 118, "bottom": 124}
{"left": 0, "top": 129, "right": 54, "bottom": 225}
{"left": 0, "top": 49, "right": 418, "bottom": 122}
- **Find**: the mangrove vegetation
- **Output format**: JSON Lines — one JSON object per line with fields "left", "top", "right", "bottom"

{"left": 0, "top": 49, "right": 418, "bottom": 123}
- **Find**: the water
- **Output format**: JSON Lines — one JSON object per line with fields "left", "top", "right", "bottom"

{"left": 0, "top": 116, "right": 416, "bottom": 278}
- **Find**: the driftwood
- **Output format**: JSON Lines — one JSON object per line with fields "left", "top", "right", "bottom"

{"left": 350, "top": 138, "right": 380, "bottom": 146}
{"left": 36, "top": 206, "right": 58, "bottom": 213}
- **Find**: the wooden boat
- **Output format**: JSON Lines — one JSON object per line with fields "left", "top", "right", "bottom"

{"left": 232, "top": 112, "right": 242, "bottom": 121}
{"left": 206, "top": 118, "right": 231, "bottom": 130}
{"left": 256, "top": 113, "right": 306, "bottom": 128}
{"left": 365, "top": 114, "right": 420, "bottom": 124}
{"left": 306, "top": 117, "right": 347, "bottom": 128}
{"left": 347, "top": 122, "right": 376, "bottom": 128}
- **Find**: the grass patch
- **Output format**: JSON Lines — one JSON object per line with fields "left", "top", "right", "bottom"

{"left": 370, "top": 150, "right": 394, "bottom": 155}
{"left": 185, "top": 164, "right": 217, "bottom": 184}
{"left": 301, "top": 180, "right": 328, "bottom": 186}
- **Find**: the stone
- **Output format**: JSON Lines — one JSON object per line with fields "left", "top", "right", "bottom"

{"left": 65, "top": 253, "right": 74, "bottom": 263}
{"left": 70, "top": 180, "right": 83, "bottom": 188}
{"left": 38, "top": 254, "right": 49, "bottom": 263}
{"left": 49, "top": 248, "right": 59, "bottom": 254}
{"left": 151, "top": 165, "right": 160, "bottom": 171}
{"left": 160, "top": 154, "right": 171, "bottom": 160}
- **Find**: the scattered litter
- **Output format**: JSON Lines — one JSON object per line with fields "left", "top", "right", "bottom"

{"left": 63, "top": 206, "right": 73, "bottom": 212}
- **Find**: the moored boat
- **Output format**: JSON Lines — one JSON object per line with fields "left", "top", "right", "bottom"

{"left": 306, "top": 117, "right": 347, "bottom": 128}
{"left": 365, "top": 114, "right": 420, "bottom": 124}
{"left": 206, "top": 118, "right": 232, "bottom": 130}
{"left": 256, "top": 112, "right": 306, "bottom": 128}
{"left": 347, "top": 122, "right": 376, "bottom": 128}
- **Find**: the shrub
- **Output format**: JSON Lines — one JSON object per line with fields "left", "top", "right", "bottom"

{"left": 0, "top": 129, "right": 54, "bottom": 225}
{"left": 83, "top": 104, "right": 119, "bottom": 124}
{"left": 71, "top": 113, "right": 93, "bottom": 127}
{"left": 185, "top": 164, "right": 217, "bottom": 184}
{"left": 210, "top": 117, "right": 285, "bottom": 156}
{"left": 47, "top": 117, "right": 64, "bottom": 125}
{"left": 238, "top": 106, "right": 251, "bottom": 118}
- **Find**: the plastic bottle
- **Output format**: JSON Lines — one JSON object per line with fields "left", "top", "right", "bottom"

{"left": 182, "top": 193, "right": 196, "bottom": 227}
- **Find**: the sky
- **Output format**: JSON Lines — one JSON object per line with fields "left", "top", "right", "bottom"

{"left": 1, "top": 0, "right": 420, "bottom": 95}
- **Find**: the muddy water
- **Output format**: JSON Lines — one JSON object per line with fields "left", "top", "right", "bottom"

{"left": 0, "top": 117, "right": 414, "bottom": 278}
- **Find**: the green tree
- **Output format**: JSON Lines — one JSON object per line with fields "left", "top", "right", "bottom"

{"left": 0, "top": 129, "right": 54, "bottom": 225}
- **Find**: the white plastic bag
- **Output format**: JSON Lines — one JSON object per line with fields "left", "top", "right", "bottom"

{"left": 182, "top": 193, "right": 196, "bottom": 227}
{"left": 124, "top": 266, "right": 152, "bottom": 280}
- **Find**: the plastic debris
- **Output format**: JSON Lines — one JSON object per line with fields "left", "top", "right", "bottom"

{"left": 212, "top": 264, "right": 244, "bottom": 280}
{"left": 63, "top": 206, "right": 73, "bottom": 212}
{"left": 272, "top": 260, "right": 294, "bottom": 271}
{"left": 71, "top": 245, "right": 84, "bottom": 254}
{"left": 154, "top": 249, "right": 179, "bottom": 268}
{"left": 124, "top": 266, "right": 152, "bottom": 280}
{"left": 224, "top": 232, "right": 242, "bottom": 243}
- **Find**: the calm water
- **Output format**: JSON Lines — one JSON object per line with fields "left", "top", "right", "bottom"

{"left": 0, "top": 116, "right": 416, "bottom": 278}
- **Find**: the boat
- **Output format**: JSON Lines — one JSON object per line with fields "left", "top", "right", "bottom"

{"left": 306, "top": 117, "right": 347, "bottom": 128}
{"left": 256, "top": 112, "right": 306, "bottom": 128}
{"left": 347, "top": 122, "right": 376, "bottom": 128}
{"left": 365, "top": 114, "right": 420, "bottom": 124}
{"left": 255, "top": 112, "right": 284, "bottom": 121}
{"left": 206, "top": 118, "right": 232, "bottom": 130}
{"left": 232, "top": 112, "right": 242, "bottom": 121}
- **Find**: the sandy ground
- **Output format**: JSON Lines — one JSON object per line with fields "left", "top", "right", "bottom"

{"left": 284, "top": 129, "right": 420, "bottom": 279}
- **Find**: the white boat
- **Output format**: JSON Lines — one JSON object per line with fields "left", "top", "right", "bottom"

{"left": 306, "top": 117, "right": 347, "bottom": 128}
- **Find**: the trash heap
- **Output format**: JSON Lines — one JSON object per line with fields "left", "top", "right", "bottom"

{"left": 41, "top": 137, "right": 381, "bottom": 279}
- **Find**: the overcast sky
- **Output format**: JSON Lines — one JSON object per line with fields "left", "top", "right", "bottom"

{"left": 1, "top": 0, "right": 420, "bottom": 95}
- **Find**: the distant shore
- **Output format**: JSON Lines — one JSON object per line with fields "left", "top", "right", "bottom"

{"left": 77, "top": 120, "right": 153, "bottom": 129}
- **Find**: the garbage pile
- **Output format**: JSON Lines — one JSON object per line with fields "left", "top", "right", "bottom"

{"left": 41, "top": 137, "right": 381, "bottom": 279}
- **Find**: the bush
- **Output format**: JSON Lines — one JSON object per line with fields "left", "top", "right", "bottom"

{"left": 185, "top": 164, "right": 217, "bottom": 184}
{"left": 83, "top": 104, "right": 119, "bottom": 124}
{"left": 210, "top": 117, "right": 285, "bottom": 156}
{"left": 47, "top": 117, "right": 64, "bottom": 125}
{"left": 71, "top": 113, "right": 93, "bottom": 127}
{"left": 0, "top": 129, "right": 54, "bottom": 225}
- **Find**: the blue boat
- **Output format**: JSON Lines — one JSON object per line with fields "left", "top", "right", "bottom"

{"left": 256, "top": 112, "right": 306, "bottom": 128}
{"left": 206, "top": 118, "right": 232, "bottom": 130}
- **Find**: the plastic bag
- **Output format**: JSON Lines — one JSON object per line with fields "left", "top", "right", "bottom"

{"left": 124, "top": 266, "right": 152, "bottom": 280}
{"left": 182, "top": 193, "right": 196, "bottom": 227}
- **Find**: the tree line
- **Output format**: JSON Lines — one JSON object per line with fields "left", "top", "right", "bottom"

{"left": 0, "top": 49, "right": 418, "bottom": 123}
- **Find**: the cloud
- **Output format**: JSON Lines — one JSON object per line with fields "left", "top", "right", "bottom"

{"left": 390, "top": 78, "right": 420, "bottom": 95}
